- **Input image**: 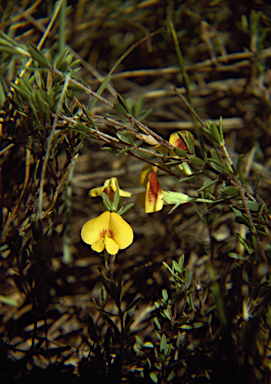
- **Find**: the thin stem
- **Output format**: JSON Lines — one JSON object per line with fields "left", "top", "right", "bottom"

{"left": 38, "top": 73, "right": 70, "bottom": 219}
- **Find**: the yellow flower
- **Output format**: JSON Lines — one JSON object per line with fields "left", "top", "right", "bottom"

{"left": 169, "top": 131, "right": 189, "bottom": 152}
{"left": 155, "top": 131, "right": 194, "bottom": 157}
{"left": 139, "top": 163, "right": 158, "bottom": 188}
{"left": 138, "top": 170, "right": 166, "bottom": 213}
{"left": 89, "top": 177, "right": 131, "bottom": 203}
{"left": 81, "top": 211, "right": 133, "bottom": 255}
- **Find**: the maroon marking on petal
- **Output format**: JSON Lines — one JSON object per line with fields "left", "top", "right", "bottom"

{"left": 175, "top": 137, "right": 187, "bottom": 151}
{"left": 148, "top": 172, "right": 162, "bottom": 200}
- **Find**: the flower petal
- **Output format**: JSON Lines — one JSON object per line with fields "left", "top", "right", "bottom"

{"left": 92, "top": 238, "right": 105, "bottom": 253}
{"left": 169, "top": 131, "right": 188, "bottom": 151}
{"left": 105, "top": 237, "right": 119, "bottom": 255}
{"left": 109, "top": 212, "right": 133, "bottom": 249}
{"left": 138, "top": 191, "right": 146, "bottom": 208}
{"left": 88, "top": 177, "right": 131, "bottom": 201}
{"left": 145, "top": 172, "right": 165, "bottom": 213}
{"left": 81, "top": 211, "right": 110, "bottom": 245}
{"left": 88, "top": 185, "right": 106, "bottom": 197}
{"left": 139, "top": 164, "right": 158, "bottom": 188}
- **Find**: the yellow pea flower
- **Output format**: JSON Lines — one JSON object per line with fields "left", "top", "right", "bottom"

{"left": 81, "top": 211, "right": 133, "bottom": 255}
{"left": 138, "top": 171, "right": 166, "bottom": 213}
{"left": 155, "top": 131, "right": 194, "bottom": 157}
{"left": 169, "top": 131, "right": 189, "bottom": 152}
{"left": 139, "top": 163, "right": 158, "bottom": 188}
{"left": 89, "top": 177, "right": 131, "bottom": 203}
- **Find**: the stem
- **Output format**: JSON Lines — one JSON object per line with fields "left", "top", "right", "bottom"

{"left": 38, "top": 74, "right": 70, "bottom": 219}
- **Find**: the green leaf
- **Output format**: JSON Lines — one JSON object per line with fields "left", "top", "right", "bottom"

{"left": 0, "top": 78, "right": 6, "bottom": 108}
{"left": 135, "top": 335, "right": 144, "bottom": 349}
{"left": 71, "top": 123, "right": 91, "bottom": 135}
{"left": 160, "top": 333, "right": 167, "bottom": 354}
{"left": 162, "top": 261, "right": 173, "bottom": 275}
{"left": 220, "top": 186, "right": 239, "bottom": 196}
{"left": 117, "top": 203, "right": 134, "bottom": 216}
{"left": 228, "top": 252, "right": 249, "bottom": 261}
{"left": 115, "top": 93, "right": 131, "bottom": 115}
{"left": 174, "top": 147, "right": 188, "bottom": 158}
{"left": 116, "top": 131, "right": 134, "bottom": 145}
{"left": 234, "top": 153, "right": 244, "bottom": 175}
{"left": 180, "top": 324, "right": 192, "bottom": 330}
{"left": 113, "top": 188, "right": 120, "bottom": 211}
{"left": 198, "top": 179, "right": 219, "bottom": 192}
{"left": 186, "top": 270, "right": 192, "bottom": 288}
{"left": 218, "top": 116, "right": 224, "bottom": 143}
{"left": 28, "top": 44, "right": 50, "bottom": 67}
{"left": 114, "top": 101, "right": 129, "bottom": 116}
{"left": 205, "top": 120, "right": 223, "bottom": 144}
{"left": 163, "top": 191, "right": 194, "bottom": 206}
{"left": 153, "top": 316, "right": 161, "bottom": 331}
{"left": 162, "top": 289, "right": 168, "bottom": 302}
{"left": 163, "top": 308, "right": 172, "bottom": 321}
{"left": 178, "top": 254, "right": 184, "bottom": 269}
{"left": 182, "top": 131, "right": 195, "bottom": 154}
{"left": 150, "top": 372, "right": 158, "bottom": 383}
{"left": 236, "top": 233, "right": 252, "bottom": 254}
{"left": 173, "top": 259, "right": 181, "bottom": 274}
{"left": 101, "top": 192, "right": 112, "bottom": 211}
{"left": 0, "top": 295, "right": 17, "bottom": 307}
{"left": 207, "top": 154, "right": 234, "bottom": 174}
{"left": 189, "top": 155, "right": 205, "bottom": 167}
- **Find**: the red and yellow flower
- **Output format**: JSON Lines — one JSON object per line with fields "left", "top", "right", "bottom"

{"left": 81, "top": 211, "right": 133, "bottom": 255}
{"left": 138, "top": 164, "right": 166, "bottom": 213}
{"left": 89, "top": 177, "right": 131, "bottom": 203}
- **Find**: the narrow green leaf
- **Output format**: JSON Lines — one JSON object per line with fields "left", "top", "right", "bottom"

{"left": 0, "top": 78, "right": 6, "bottom": 108}
{"left": 153, "top": 316, "right": 161, "bottom": 331}
{"left": 160, "top": 334, "right": 167, "bottom": 354}
{"left": 174, "top": 147, "right": 188, "bottom": 158}
{"left": 150, "top": 372, "right": 158, "bottom": 383}
{"left": 198, "top": 179, "right": 218, "bottom": 192}
{"left": 228, "top": 252, "right": 249, "bottom": 261}
{"left": 124, "top": 296, "right": 142, "bottom": 312}
{"left": 101, "top": 192, "right": 112, "bottom": 211}
{"left": 186, "top": 270, "right": 192, "bottom": 288}
{"left": 234, "top": 153, "right": 244, "bottom": 175}
{"left": 116, "top": 132, "right": 132, "bottom": 144}
{"left": 162, "top": 289, "right": 168, "bottom": 302}
{"left": 113, "top": 188, "right": 120, "bottom": 211}
{"left": 135, "top": 335, "right": 144, "bottom": 349}
{"left": 0, "top": 295, "right": 17, "bottom": 307}
{"left": 178, "top": 255, "right": 184, "bottom": 269}
{"left": 220, "top": 186, "right": 239, "bottom": 196}
{"left": 189, "top": 155, "right": 205, "bottom": 167}
{"left": 117, "top": 203, "right": 134, "bottom": 216}
{"left": 205, "top": 121, "right": 223, "bottom": 144}
{"left": 28, "top": 44, "right": 50, "bottom": 67}
{"left": 218, "top": 116, "right": 224, "bottom": 143}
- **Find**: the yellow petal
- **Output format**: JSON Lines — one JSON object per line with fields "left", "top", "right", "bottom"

{"left": 139, "top": 164, "right": 158, "bottom": 188}
{"left": 105, "top": 237, "right": 119, "bottom": 255}
{"left": 109, "top": 177, "right": 119, "bottom": 191}
{"left": 88, "top": 185, "right": 106, "bottom": 197}
{"left": 169, "top": 131, "right": 188, "bottom": 151}
{"left": 109, "top": 212, "right": 133, "bottom": 249}
{"left": 110, "top": 177, "right": 131, "bottom": 197}
{"left": 138, "top": 191, "right": 146, "bottom": 208}
{"left": 91, "top": 238, "right": 105, "bottom": 253}
{"left": 145, "top": 172, "right": 165, "bottom": 213}
{"left": 88, "top": 177, "right": 131, "bottom": 199}
{"left": 81, "top": 211, "right": 110, "bottom": 245}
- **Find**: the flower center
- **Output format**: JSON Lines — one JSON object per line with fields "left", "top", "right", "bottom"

{"left": 100, "top": 228, "right": 114, "bottom": 241}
